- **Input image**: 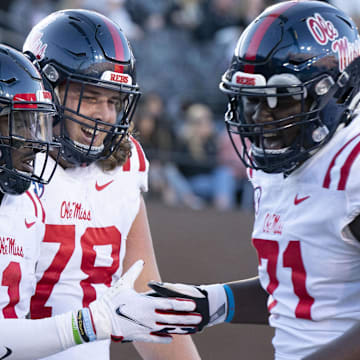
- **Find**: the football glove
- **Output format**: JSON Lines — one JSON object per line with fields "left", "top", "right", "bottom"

{"left": 148, "top": 281, "right": 230, "bottom": 334}
{"left": 85, "top": 260, "right": 201, "bottom": 343}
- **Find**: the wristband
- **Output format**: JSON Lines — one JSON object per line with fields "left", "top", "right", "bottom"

{"left": 72, "top": 309, "right": 97, "bottom": 344}
{"left": 223, "top": 284, "right": 235, "bottom": 323}
{"left": 71, "top": 313, "right": 83, "bottom": 345}
{"left": 78, "top": 309, "right": 97, "bottom": 342}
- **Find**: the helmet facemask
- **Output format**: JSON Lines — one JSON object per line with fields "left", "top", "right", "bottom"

{"left": 221, "top": 73, "right": 341, "bottom": 174}
{"left": 0, "top": 96, "right": 59, "bottom": 195}
{"left": 52, "top": 70, "right": 140, "bottom": 166}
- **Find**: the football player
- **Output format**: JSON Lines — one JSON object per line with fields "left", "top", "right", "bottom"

{"left": 149, "top": 1, "right": 360, "bottom": 359}
{"left": 22, "top": 9, "right": 201, "bottom": 360}
{"left": 0, "top": 45, "right": 194, "bottom": 359}
{"left": 0, "top": 44, "right": 199, "bottom": 359}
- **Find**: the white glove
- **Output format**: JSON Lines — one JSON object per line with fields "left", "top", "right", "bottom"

{"left": 148, "top": 281, "right": 231, "bottom": 333}
{"left": 85, "top": 260, "right": 201, "bottom": 343}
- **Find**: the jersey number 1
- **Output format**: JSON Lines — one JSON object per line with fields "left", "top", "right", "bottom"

{"left": 2, "top": 262, "right": 21, "bottom": 318}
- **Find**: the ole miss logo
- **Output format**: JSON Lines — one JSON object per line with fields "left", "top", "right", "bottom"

{"left": 236, "top": 76, "right": 256, "bottom": 86}
{"left": 101, "top": 71, "right": 133, "bottom": 85}
{"left": 306, "top": 13, "right": 360, "bottom": 72}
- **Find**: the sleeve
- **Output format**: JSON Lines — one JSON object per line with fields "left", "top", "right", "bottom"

{"left": 0, "top": 312, "right": 77, "bottom": 360}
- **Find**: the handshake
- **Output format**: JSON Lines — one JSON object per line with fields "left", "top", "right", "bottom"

{"left": 81, "top": 260, "right": 228, "bottom": 344}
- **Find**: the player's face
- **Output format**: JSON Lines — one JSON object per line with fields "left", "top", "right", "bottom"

{"left": 0, "top": 115, "right": 36, "bottom": 174}
{"left": 243, "top": 95, "right": 308, "bottom": 150}
{"left": 58, "top": 83, "right": 123, "bottom": 148}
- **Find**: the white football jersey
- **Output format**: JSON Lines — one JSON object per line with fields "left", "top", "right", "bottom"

{"left": 249, "top": 116, "right": 360, "bottom": 359}
{"left": 30, "top": 137, "right": 149, "bottom": 359}
{"left": 0, "top": 188, "right": 44, "bottom": 319}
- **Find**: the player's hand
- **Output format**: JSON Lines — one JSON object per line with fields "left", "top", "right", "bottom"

{"left": 148, "top": 281, "right": 229, "bottom": 333}
{"left": 89, "top": 260, "right": 201, "bottom": 343}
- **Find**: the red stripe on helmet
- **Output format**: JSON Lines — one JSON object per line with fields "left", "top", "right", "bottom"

{"left": 244, "top": 1, "right": 297, "bottom": 73}
{"left": 102, "top": 17, "right": 125, "bottom": 62}
{"left": 114, "top": 64, "right": 124, "bottom": 73}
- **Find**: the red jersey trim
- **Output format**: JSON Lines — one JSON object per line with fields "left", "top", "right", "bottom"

{"left": 323, "top": 133, "right": 360, "bottom": 189}
{"left": 131, "top": 137, "right": 146, "bottom": 172}
{"left": 35, "top": 192, "right": 46, "bottom": 223}
{"left": 123, "top": 136, "right": 146, "bottom": 172}
{"left": 338, "top": 140, "right": 360, "bottom": 190}
{"left": 25, "top": 190, "right": 46, "bottom": 223}
{"left": 123, "top": 157, "right": 130, "bottom": 171}
{"left": 25, "top": 190, "right": 38, "bottom": 218}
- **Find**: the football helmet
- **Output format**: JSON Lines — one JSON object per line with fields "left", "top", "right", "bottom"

{"left": 23, "top": 9, "right": 141, "bottom": 166}
{"left": 219, "top": 0, "right": 360, "bottom": 174}
{"left": 0, "top": 44, "right": 59, "bottom": 195}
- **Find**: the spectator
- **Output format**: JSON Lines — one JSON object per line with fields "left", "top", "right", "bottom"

{"left": 191, "top": 0, "right": 244, "bottom": 42}
{"left": 217, "top": 130, "right": 253, "bottom": 210}
{"left": 80, "top": 0, "right": 144, "bottom": 40}
{"left": 134, "top": 93, "right": 178, "bottom": 205}
{"left": 8, "top": 0, "right": 56, "bottom": 36}
{"left": 173, "top": 103, "right": 237, "bottom": 210}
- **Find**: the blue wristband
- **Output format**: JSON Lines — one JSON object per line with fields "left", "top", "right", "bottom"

{"left": 80, "top": 308, "right": 97, "bottom": 342}
{"left": 223, "top": 284, "right": 235, "bottom": 323}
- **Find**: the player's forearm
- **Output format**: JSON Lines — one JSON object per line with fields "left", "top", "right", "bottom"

{"left": 134, "top": 334, "right": 201, "bottom": 360}
{"left": 0, "top": 313, "right": 76, "bottom": 360}
{"left": 303, "top": 322, "right": 360, "bottom": 360}
{"left": 226, "top": 276, "right": 269, "bottom": 324}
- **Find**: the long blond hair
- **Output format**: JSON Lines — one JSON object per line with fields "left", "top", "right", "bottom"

{"left": 97, "top": 131, "right": 133, "bottom": 171}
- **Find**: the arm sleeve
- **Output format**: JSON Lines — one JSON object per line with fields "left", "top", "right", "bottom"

{"left": 0, "top": 312, "right": 77, "bottom": 360}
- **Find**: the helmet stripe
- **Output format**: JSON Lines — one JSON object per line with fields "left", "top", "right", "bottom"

{"left": 244, "top": 1, "right": 297, "bottom": 73}
{"left": 102, "top": 17, "right": 125, "bottom": 64}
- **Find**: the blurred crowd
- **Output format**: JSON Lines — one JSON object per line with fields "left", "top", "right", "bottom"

{"left": 0, "top": 0, "right": 359, "bottom": 211}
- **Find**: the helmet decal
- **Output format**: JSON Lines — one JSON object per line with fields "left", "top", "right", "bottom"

{"left": 23, "top": 13, "right": 62, "bottom": 61}
{"left": 231, "top": 71, "right": 266, "bottom": 86}
{"left": 13, "top": 93, "right": 37, "bottom": 109}
{"left": 306, "top": 13, "right": 339, "bottom": 45}
{"left": 332, "top": 37, "right": 360, "bottom": 72}
{"left": 306, "top": 13, "right": 360, "bottom": 72}
{"left": 13, "top": 91, "right": 52, "bottom": 109}
{"left": 36, "top": 90, "right": 52, "bottom": 103}
{"left": 26, "top": 30, "right": 47, "bottom": 61}
{"left": 100, "top": 71, "right": 132, "bottom": 85}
